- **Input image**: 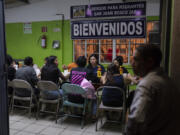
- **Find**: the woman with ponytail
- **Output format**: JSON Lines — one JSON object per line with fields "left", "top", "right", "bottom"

{"left": 101, "top": 64, "right": 125, "bottom": 107}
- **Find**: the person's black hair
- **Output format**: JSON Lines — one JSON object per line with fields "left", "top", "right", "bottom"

{"left": 88, "top": 54, "right": 99, "bottom": 68}
{"left": 106, "top": 64, "right": 120, "bottom": 85}
{"left": 76, "top": 56, "right": 87, "bottom": 67}
{"left": 46, "top": 55, "right": 57, "bottom": 66}
{"left": 114, "top": 56, "right": 123, "bottom": 66}
{"left": 15, "top": 60, "right": 19, "bottom": 66}
{"left": 6, "top": 54, "right": 13, "bottom": 66}
{"left": 136, "top": 44, "right": 162, "bottom": 67}
{"left": 24, "top": 56, "right": 33, "bottom": 66}
{"left": 44, "top": 56, "right": 49, "bottom": 62}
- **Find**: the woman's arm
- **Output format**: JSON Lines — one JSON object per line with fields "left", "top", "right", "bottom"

{"left": 100, "top": 72, "right": 107, "bottom": 84}
{"left": 58, "top": 69, "right": 66, "bottom": 82}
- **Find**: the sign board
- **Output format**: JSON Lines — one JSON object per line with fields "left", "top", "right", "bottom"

{"left": 71, "top": 18, "right": 146, "bottom": 39}
{"left": 71, "top": 2, "right": 146, "bottom": 19}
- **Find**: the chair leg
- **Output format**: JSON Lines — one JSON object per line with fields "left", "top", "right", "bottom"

{"left": 121, "top": 110, "right": 126, "bottom": 133}
{"left": 81, "top": 104, "right": 87, "bottom": 129}
{"left": 29, "top": 99, "right": 33, "bottom": 118}
{"left": 81, "top": 106, "right": 86, "bottom": 129}
{"left": 60, "top": 104, "right": 65, "bottom": 124}
{"left": 28, "top": 105, "right": 31, "bottom": 118}
{"left": 11, "top": 98, "right": 15, "bottom": 114}
{"left": 100, "top": 111, "right": 103, "bottom": 125}
{"left": 33, "top": 97, "right": 38, "bottom": 117}
{"left": 95, "top": 110, "right": 99, "bottom": 131}
{"left": 81, "top": 116, "right": 85, "bottom": 129}
{"left": 100, "top": 110, "right": 106, "bottom": 128}
{"left": 36, "top": 101, "right": 40, "bottom": 120}
{"left": 55, "top": 101, "right": 60, "bottom": 124}
{"left": 95, "top": 120, "right": 98, "bottom": 131}
{"left": 8, "top": 97, "right": 12, "bottom": 112}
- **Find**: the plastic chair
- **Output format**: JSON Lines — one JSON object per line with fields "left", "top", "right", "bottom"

{"left": 36, "top": 80, "right": 61, "bottom": 123}
{"left": 95, "top": 86, "right": 127, "bottom": 134}
{"left": 11, "top": 79, "right": 36, "bottom": 117}
{"left": 61, "top": 83, "right": 88, "bottom": 129}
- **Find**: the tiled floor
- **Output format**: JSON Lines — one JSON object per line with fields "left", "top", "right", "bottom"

{"left": 9, "top": 110, "right": 123, "bottom": 135}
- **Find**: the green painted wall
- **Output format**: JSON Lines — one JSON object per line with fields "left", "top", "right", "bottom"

{"left": 147, "top": 16, "right": 159, "bottom": 21}
{"left": 5, "top": 20, "right": 73, "bottom": 69}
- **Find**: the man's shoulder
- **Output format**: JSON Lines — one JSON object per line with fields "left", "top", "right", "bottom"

{"left": 138, "top": 69, "right": 172, "bottom": 92}
{"left": 19, "top": 66, "right": 36, "bottom": 74}
{"left": 25, "top": 66, "right": 36, "bottom": 72}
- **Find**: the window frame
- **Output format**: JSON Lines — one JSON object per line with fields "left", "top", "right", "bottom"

{"left": 73, "top": 21, "right": 159, "bottom": 65}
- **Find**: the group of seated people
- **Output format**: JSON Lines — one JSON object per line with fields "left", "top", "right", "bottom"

{"left": 6, "top": 53, "right": 136, "bottom": 118}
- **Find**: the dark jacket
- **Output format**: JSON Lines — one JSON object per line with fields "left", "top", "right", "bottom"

{"left": 102, "top": 75, "right": 124, "bottom": 107}
{"left": 122, "top": 66, "right": 128, "bottom": 74}
{"left": 7, "top": 66, "right": 16, "bottom": 81}
{"left": 41, "top": 65, "right": 65, "bottom": 85}
{"left": 7, "top": 65, "right": 16, "bottom": 94}
{"left": 87, "top": 64, "right": 105, "bottom": 83}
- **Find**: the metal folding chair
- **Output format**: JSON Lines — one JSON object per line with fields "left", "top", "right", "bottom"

{"left": 61, "top": 83, "right": 88, "bottom": 129}
{"left": 95, "top": 86, "right": 127, "bottom": 134}
{"left": 11, "top": 79, "right": 36, "bottom": 117}
{"left": 36, "top": 80, "right": 61, "bottom": 123}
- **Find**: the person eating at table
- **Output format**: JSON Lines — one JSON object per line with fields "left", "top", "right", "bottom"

{"left": 100, "top": 63, "right": 125, "bottom": 120}
{"left": 68, "top": 56, "right": 89, "bottom": 103}
{"left": 69, "top": 56, "right": 96, "bottom": 119}
{"left": 113, "top": 55, "right": 128, "bottom": 74}
{"left": 101, "top": 64, "right": 125, "bottom": 107}
{"left": 41, "top": 55, "right": 66, "bottom": 100}
{"left": 87, "top": 54, "right": 105, "bottom": 84}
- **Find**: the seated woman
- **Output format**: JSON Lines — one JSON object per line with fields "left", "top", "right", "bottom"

{"left": 69, "top": 56, "right": 96, "bottom": 118}
{"left": 41, "top": 55, "right": 66, "bottom": 100}
{"left": 113, "top": 56, "right": 128, "bottom": 74}
{"left": 101, "top": 64, "right": 125, "bottom": 107}
{"left": 70, "top": 56, "right": 89, "bottom": 84}
{"left": 87, "top": 54, "right": 105, "bottom": 83}
{"left": 68, "top": 56, "right": 89, "bottom": 103}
